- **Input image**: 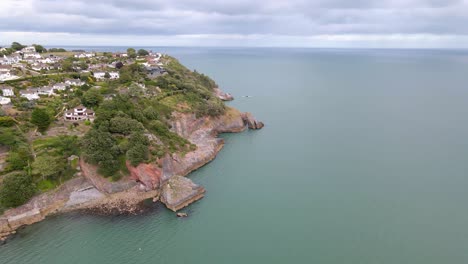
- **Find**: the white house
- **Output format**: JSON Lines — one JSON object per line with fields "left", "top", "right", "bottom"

{"left": 31, "top": 63, "right": 50, "bottom": 71}
{"left": 20, "top": 89, "right": 40, "bottom": 100}
{"left": 53, "top": 83, "right": 67, "bottom": 91}
{"left": 65, "top": 79, "right": 85, "bottom": 86}
{"left": 23, "top": 52, "right": 42, "bottom": 59}
{"left": 37, "top": 86, "right": 55, "bottom": 96}
{"left": 2, "top": 55, "right": 21, "bottom": 65}
{"left": 40, "top": 57, "right": 54, "bottom": 64}
{"left": 94, "top": 71, "right": 120, "bottom": 80}
{"left": 1, "top": 87, "right": 14, "bottom": 97}
{"left": 0, "top": 96, "right": 11, "bottom": 105}
{"left": 21, "top": 46, "right": 36, "bottom": 53}
{"left": 0, "top": 66, "right": 13, "bottom": 81}
{"left": 64, "top": 105, "right": 95, "bottom": 121}
{"left": 0, "top": 71, "right": 11, "bottom": 81}
{"left": 74, "top": 53, "right": 95, "bottom": 59}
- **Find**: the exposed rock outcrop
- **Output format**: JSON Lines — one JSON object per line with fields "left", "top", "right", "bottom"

{"left": 214, "top": 87, "right": 234, "bottom": 101}
{"left": 79, "top": 159, "right": 137, "bottom": 194}
{"left": 160, "top": 176, "right": 206, "bottom": 212}
{"left": 242, "top": 112, "right": 265, "bottom": 130}
{"left": 126, "top": 161, "right": 162, "bottom": 191}
{"left": 0, "top": 177, "right": 95, "bottom": 241}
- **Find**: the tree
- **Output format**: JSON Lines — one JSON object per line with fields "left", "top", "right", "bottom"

{"left": 32, "top": 155, "right": 67, "bottom": 180}
{"left": 48, "top": 48, "right": 67, "bottom": 52}
{"left": 0, "top": 173, "right": 36, "bottom": 208}
{"left": 79, "top": 61, "right": 89, "bottom": 70}
{"left": 61, "top": 60, "right": 74, "bottom": 72}
{"left": 128, "top": 83, "right": 143, "bottom": 97}
{"left": 127, "top": 48, "right": 136, "bottom": 58}
{"left": 31, "top": 108, "right": 51, "bottom": 132}
{"left": 33, "top": 44, "right": 47, "bottom": 53}
{"left": 0, "top": 127, "right": 23, "bottom": 147}
{"left": 115, "top": 61, "right": 124, "bottom": 69}
{"left": 11, "top": 42, "right": 25, "bottom": 51}
{"left": 137, "top": 49, "right": 149, "bottom": 56}
{"left": 104, "top": 72, "right": 111, "bottom": 80}
{"left": 127, "top": 143, "right": 148, "bottom": 166}
{"left": 0, "top": 116, "right": 16, "bottom": 127}
{"left": 5, "top": 147, "right": 31, "bottom": 171}
{"left": 109, "top": 116, "right": 144, "bottom": 135}
{"left": 126, "top": 131, "right": 149, "bottom": 166}
{"left": 81, "top": 128, "right": 120, "bottom": 176}
{"left": 81, "top": 88, "right": 103, "bottom": 108}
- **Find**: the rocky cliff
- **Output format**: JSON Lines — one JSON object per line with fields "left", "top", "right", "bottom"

{"left": 1, "top": 105, "right": 263, "bottom": 242}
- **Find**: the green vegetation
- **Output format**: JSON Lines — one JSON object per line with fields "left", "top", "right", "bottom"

{"left": 127, "top": 48, "right": 137, "bottom": 58}
{"left": 137, "top": 49, "right": 149, "bottom": 56}
{"left": 11, "top": 42, "right": 25, "bottom": 51}
{"left": 31, "top": 136, "right": 80, "bottom": 191}
{"left": 154, "top": 57, "right": 225, "bottom": 117}
{"left": 0, "top": 173, "right": 37, "bottom": 208}
{"left": 0, "top": 45, "right": 229, "bottom": 208}
{"left": 81, "top": 88, "right": 103, "bottom": 107}
{"left": 0, "top": 116, "right": 16, "bottom": 127}
{"left": 31, "top": 108, "right": 52, "bottom": 132}
{"left": 48, "top": 48, "right": 67, "bottom": 53}
{"left": 33, "top": 44, "right": 47, "bottom": 53}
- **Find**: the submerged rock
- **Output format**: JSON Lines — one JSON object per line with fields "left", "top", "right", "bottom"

{"left": 160, "top": 176, "right": 205, "bottom": 212}
{"left": 176, "top": 212, "right": 188, "bottom": 217}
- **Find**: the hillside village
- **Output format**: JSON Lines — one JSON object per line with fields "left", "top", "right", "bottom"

{"left": 0, "top": 41, "right": 232, "bottom": 214}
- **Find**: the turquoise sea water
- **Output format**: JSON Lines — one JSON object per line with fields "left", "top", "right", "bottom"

{"left": 2, "top": 48, "right": 468, "bottom": 263}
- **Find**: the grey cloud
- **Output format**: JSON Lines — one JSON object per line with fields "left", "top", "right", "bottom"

{"left": 1, "top": 0, "right": 468, "bottom": 36}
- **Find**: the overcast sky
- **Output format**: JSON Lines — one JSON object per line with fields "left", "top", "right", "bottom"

{"left": 2, "top": 0, "right": 468, "bottom": 48}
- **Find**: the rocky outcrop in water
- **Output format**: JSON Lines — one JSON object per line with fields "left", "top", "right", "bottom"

{"left": 160, "top": 176, "right": 206, "bottom": 211}
{"left": 242, "top": 112, "right": 265, "bottom": 130}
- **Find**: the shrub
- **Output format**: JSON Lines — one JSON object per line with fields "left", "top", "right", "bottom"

{"left": 0, "top": 173, "right": 37, "bottom": 208}
{"left": 0, "top": 116, "right": 16, "bottom": 127}
{"left": 109, "top": 117, "right": 144, "bottom": 135}
{"left": 31, "top": 108, "right": 51, "bottom": 132}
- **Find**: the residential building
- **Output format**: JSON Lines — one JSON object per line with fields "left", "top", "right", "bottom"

{"left": 21, "top": 46, "right": 36, "bottom": 53}
{"left": 37, "top": 86, "right": 55, "bottom": 96}
{"left": 53, "top": 83, "right": 67, "bottom": 91}
{"left": 65, "top": 79, "right": 85, "bottom": 86}
{"left": 0, "top": 96, "right": 11, "bottom": 105}
{"left": 1, "top": 87, "right": 14, "bottom": 97}
{"left": 20, "top": 89, "right": 40, "bottom": 100}
{"left": 64, "top": 105, "right": 95, "bottom": 121}
{"left": 74, "top": 53, "right": 95, "bottom": 59}
{"left": 32, "top": 63, "right": 50, "bottom": 71}
{"left": 0, "top": 65, "right": 12, "bottom": 81}
{"left": 94, "top": 71, "right": 120, "bottom": 80}
{"left": 23, "top": 52, "right": 42, "bottom": 59}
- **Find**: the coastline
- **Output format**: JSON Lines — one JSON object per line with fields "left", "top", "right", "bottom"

{"left": 0, "top": 104, "right": 263, "bottom": 242}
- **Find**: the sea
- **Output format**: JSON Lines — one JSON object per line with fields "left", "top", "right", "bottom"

{"left": 2, "top": 47, "right": 468, "bottom": 263}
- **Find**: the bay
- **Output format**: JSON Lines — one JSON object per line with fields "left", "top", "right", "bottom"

{"left": 2, "top": 48, "right": 468, "bottom": 263}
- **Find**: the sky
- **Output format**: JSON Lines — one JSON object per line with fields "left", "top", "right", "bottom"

{"left": 1, "top": 0, "right": 468, "bottom": 48}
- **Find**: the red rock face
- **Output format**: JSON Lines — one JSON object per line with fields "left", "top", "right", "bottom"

{"left": 126, "top": 161, "right": 162, "bottom": 190}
